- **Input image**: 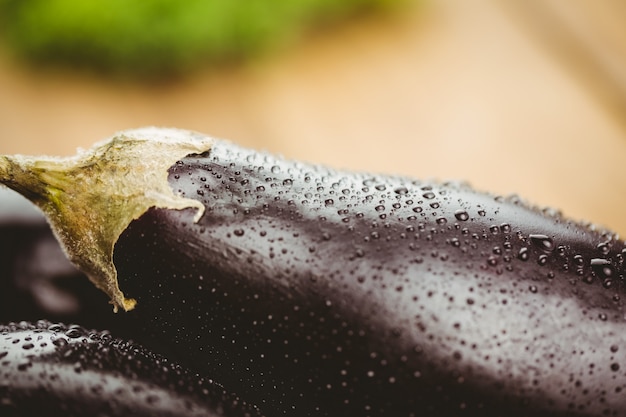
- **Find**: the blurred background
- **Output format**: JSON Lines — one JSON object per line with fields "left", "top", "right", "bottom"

{"left": 1, "top": 0, "right": 626, "bottom": 235}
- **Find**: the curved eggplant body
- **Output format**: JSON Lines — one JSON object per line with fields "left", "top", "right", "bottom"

{"left": 109, "top": 139, "right": 626, "bottom": 416}
{"left": 0, "top": 321, "right": 260, "bottom": 417}
{"left": 2, "top": 129, "right": 626, "bottom": 416}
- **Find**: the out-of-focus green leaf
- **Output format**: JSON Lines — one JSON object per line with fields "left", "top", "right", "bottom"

{"left": 0, "top": 0, "right": 408, "bottom": 79}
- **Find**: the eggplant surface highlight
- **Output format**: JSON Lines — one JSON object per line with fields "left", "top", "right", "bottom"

{"left": 1, "top": 128, "right": 626, "bottom": 416}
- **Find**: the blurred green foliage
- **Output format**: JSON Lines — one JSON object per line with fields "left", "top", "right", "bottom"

{"left": 0, "top": 0, "right": 405, "bottom": 79}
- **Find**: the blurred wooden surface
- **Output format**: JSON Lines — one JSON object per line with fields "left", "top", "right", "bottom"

{"left": 1, "top": 0, "right": 625, "bottom": 234}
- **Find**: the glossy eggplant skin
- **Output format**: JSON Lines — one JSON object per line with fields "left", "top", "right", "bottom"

{"left": 0, "top": 320, "right": 261, "bottom": 417}
{"left": 112, "top": 141, "right": 626, "bottom": 417}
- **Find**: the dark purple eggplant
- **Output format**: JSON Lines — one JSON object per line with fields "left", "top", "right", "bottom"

{"left": 0, "top": 320, "right": 261, "bottom": 417}
{"left": 2, "top": 128, "right": 626, "bottom": 416}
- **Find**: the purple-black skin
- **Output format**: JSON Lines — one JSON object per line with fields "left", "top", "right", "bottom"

{"left": 113, "top": 141, "right": 626, "bottom": 417}
{"left": 0, "top": 321, "right": 261, "bottom": 417}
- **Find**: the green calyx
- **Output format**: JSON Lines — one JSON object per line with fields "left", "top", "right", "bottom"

{"left": 0, "top": 128, "right": 212, "bottom": 312}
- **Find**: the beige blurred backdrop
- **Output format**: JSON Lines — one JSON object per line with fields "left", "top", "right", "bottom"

{"left": 1, "top": 0, "right": 626, "bottom": 233}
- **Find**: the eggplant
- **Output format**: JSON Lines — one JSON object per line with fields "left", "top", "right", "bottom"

{"left": 2, "top": 127, "right": 626, "bottom": 416}
{"left": 0, "top": 320, "right": 261, "bottom": 417}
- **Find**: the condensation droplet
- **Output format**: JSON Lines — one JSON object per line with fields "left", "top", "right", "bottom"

{"left": 518, "top": 247, "right": 530, "bottom": 261}
{"left": 52, "top": 338, "right": 68, "bottom": 347}
{"left": 65, "top": 328, "right": 82, "bottom": 339}
{"left": 454, "top": 210, "right": 469, "bottom": 221}
{"left": 47, "top": 324, "right": 63, "bottom": 332}
{"left": 530, "top": 234, "right": 554, "bottom": 252}
{"left": 591, "top": 258, "right": 614, "bottom": 279}
{"left": 597, "top": 242, "right": 611, "bottom": 255}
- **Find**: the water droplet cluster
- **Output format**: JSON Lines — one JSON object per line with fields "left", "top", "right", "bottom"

{"left": 0, "top": 320, "right": 260, "bottom": 416}
{"left": 110, "top": 140, "right": 626, "bottom": 416}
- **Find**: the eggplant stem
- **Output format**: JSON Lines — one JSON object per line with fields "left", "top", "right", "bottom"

{"left": 0, "top": 128, "right": 213, "bottom": 312}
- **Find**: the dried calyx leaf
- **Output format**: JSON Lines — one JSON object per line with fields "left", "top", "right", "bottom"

{"left": 0, "top": 128, "right": 212, "bottom": 312}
